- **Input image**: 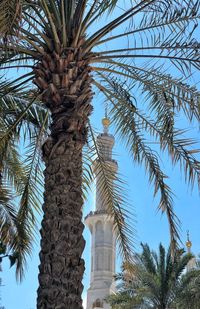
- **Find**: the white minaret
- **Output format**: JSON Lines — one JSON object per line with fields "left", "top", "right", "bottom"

{"left": 85, "top": 117, "right": 118, "bottom": 309}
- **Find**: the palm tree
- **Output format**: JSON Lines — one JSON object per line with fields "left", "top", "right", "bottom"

{"left": 107, "top": 244, "right": 200, "bottom": 309}
{"left": 0, "top": 0, "right": 200, "bottom": 308}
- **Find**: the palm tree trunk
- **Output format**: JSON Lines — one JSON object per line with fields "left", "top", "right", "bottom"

{"left": 37, "top": 133, "right": 85, "bottom": 309}
{"left": 34, "top": 45, "right": 93, "bottom": 308}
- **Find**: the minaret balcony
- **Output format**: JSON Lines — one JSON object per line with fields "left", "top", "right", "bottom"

{"left": 85, "top": 210, "right": 114, "bottom": 231}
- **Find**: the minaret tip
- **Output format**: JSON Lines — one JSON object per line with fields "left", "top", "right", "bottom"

{"left": 186, "top": 230, "right": 192, "bottom": 253}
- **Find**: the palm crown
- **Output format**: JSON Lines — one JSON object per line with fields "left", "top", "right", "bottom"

{"left": 107, "top": 243, "right": 200, "bottom": 309}
{"left": 0, "top": 0, "right": 199, "bottom": 307}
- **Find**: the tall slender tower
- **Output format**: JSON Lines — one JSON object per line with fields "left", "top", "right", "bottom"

{"left": 85, "top": 117, "right": 117, "bottom": 309}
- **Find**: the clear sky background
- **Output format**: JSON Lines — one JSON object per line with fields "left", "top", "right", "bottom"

{"left": 1, "top": 2, "right": 200, "bottom": 309}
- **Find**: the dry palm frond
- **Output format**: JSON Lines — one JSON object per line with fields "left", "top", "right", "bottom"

{"left": 0, "top": 0, "right": 23, "bottom": 38}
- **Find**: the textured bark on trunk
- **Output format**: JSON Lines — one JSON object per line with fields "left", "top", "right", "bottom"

{"left": 36, "top": 42, "right": 92, "bottom": 308}
{"left": 37, "top": 135, "right": 85, "bottom": 309}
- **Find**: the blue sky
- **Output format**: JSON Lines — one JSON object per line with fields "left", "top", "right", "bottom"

{"left": 1, "top": 1, "right": 200, "bottom": 308}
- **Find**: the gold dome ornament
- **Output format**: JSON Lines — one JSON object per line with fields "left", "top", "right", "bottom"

{"left": 186, "top": 230, "right": 192, "bottom": 253}
{"left": 102, "top": 117, "right": 110, "bottom": 127}
{"left": 102, "top": 117, "right": 110, "bottom": 133}
{"left": 186, "top": 240, "right": 192, "bottom": 248}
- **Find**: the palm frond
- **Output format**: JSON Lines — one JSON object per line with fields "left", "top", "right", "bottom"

{"left": 85, "top": 0, "right": 156, "bottom": 51}
{"left": 82, "top": 147, "right": 94, "bottom": 201}
{"left": 140, "top": 243, "right": 157, "bottom": 275}
{"left": 98, "top": 3, "right": 200, "bottom": 46}
{"left": 0, "top": 162, "right": 32, "bottom": 281}
{"left": 0, "top": 0, "right": 22, "bottom": 38}
{"left": 9, "top": 212, "right": 33, "bottom": 281}
{"left": 88, "top": 0, "right": 200, "bottom": 73}
{"left": 91, "top": 60, "right": 200, "bottom": 122}
{"left": 93, "top": 78, "right": 181, "bottom": 251}
{"left": 98, "top": 76, "right": 200, "bottom": 190}
{"left": 0, "top": 87, "right": 49, "bottom": 279}
{"left": 88, "top": 123, "right": 136, "bottom": 261}
{"left": 0, "top": 182, "right": 17, "bottom": 241}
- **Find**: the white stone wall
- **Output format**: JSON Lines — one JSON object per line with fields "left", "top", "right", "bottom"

{"left": 85, "top": 215, "right": 116, "bottom": 309}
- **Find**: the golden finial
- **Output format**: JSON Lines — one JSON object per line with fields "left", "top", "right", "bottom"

{"left": 102, "top": 117, "right": 110, "bottom": 128}
{"left": 186, "top": 230, "right": 192, "bottom": 252}
{"left": 102, "top": 104, "right": 110, "bottom": 133}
